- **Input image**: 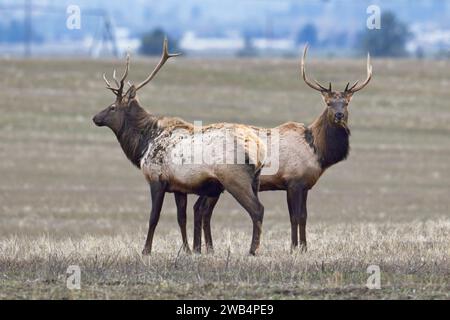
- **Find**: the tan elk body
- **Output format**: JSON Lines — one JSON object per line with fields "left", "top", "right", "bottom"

{"left": 192, "top": 45, "right": 372, "bottom": 253}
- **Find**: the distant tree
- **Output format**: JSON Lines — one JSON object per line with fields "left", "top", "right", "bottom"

{"left": 296, "top": 24, "right": 318, "bottom": 46}
{"left": 237, "top": 36, "right": 258, "bottom": 57}
{"left": 415, "top": 46, "right": 425, "bottom": 59}
{"left": 358, "top": 11, "right": 411, "bottom": 57}
{"left": 140, "top": 28, "right": 179, "bottom": 56}
{"left": 435, "top": 49, "right": 450, "bottom": 59}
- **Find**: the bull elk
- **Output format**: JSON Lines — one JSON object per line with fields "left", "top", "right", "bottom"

{"left": 93, "top": 39, "right": 267, "bottom": 255}
{"left": 191, "top": 45, "right": 372, "bottom": 253}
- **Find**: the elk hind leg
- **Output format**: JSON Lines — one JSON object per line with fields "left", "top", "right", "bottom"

{"left": 174, "top": 192, "right": 191, "bottom": 254}
{"left": 220, "top": 171, "right": 264, "bottom": 256}
{"left": 193, "top": 196, "right": 205, "bottom": 253}
{"left": 200, "top": 196, "right": 219, "bottom": 254}
{"left": 192, "top": 196, "right": 219, "bottom": 254}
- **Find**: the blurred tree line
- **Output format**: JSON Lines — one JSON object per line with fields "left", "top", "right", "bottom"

{"left": 294, "top": 12, "right": 411, "bottom": 57}
{"left": 140, "top": 11, "right": 411, "bottom": 58}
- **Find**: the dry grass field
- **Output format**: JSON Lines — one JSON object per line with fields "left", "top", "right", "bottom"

{"left": 0, "top": 56, "right": 449, "bottom": 299}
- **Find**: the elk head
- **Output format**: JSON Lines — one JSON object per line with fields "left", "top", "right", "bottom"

{"left": 301, "top": 45, "right": 372, "bottom": 128}
{"left": 93, "top": 38, "right": 180, "bottom": 133}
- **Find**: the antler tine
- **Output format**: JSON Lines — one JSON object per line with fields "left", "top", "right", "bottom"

{"left": 103, "top": 73, "right": 112, "bottom": 87}
{"left": 135, "top": 37, "right": 181, "bottom": 91}
{"left": 345, "top": 81, "right": 358, "bottom": 92}
{"left": 312, "top": 79, "right": 330, "bottom": 92}
{"left": 162, "top": 37, "right": 182, "bottom": 59}
{"left": 103, "top": 73, "right": 119, "bottom": 94}
{"left": 102, "top": 53, "right": 131, "bottom": 97}
{"left": 112, "top": 69, "right": 120, "bottom": 87}
{"left": 115, "top": 53, "right": 130, "bottom": 96}
{"left": 301, "top": 44, "right": 331, "bottom": 93}
{"left": 345, "top": 52, "right": 372, "bottom": 93}
{"left": 348, "top": 81, "right": 359, "bottom": 92}
{"left": 120, "top": 53, "right": 130, "bottom": 88}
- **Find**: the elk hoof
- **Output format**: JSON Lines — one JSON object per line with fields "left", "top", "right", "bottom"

{"left": 142, "top": 247, "right": 151, "bottom": 256}
{"left": 183, "top": 246, "right": 192, "bottom": 255}
{"left": 290, "top": 244, "right": 307, "bottom": 254}
{"left": 300, "top": 243, "right": 308, "bottom": 253}
{"left": 193, "top": 247, "right": 202, "bottom": 254}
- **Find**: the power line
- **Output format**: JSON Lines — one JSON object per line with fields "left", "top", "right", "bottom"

{"left": 0, "top": 3, "right": 117, "bottom": 58}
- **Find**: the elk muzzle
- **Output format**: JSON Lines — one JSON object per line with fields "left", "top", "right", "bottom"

{"left": 334, "top": 112, "right": 345, "bottom": 123}
{"left": 92, "top": 115, "right": 104, "bottom": 127}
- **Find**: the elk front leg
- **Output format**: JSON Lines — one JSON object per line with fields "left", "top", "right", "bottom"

{"left": 287, "top": 182, "right": 308, "bottom": 252}
{"left": 193, "top": 197, "right": 205, "bottom": 253}
{"left": 193, "top": 196, "right": 220, "bottom": 254}
{"left": 174, "top": 192, "right": 191, "bottom": 254}
{"left": 299, "top": 189, "right": 308, "bottom": 252}
{"left": 201, "top": 196, "right": 219, "bottom": 254}
{"left": 142, "top": 182, "right": 166, "bottom": 255}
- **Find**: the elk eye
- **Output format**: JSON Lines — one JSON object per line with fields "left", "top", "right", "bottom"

{"left": 110, "top": 106, "right": 116, "bottom": 112}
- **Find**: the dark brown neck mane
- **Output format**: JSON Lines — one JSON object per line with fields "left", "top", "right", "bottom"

{"left": 115, "top": 104, "right": 162, "bottom": 168}
{"left": 308, "top": 109, "right": 350, "bottom": 169}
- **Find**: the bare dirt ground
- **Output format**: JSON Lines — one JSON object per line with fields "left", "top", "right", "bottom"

{"left": 0, "top": 57, "right": 449, "bottom": 299}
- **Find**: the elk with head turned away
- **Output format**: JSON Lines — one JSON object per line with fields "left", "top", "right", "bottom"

{"left": 93, "top": 39, "right": 267, "bottom": 255}
{"left": 191, "top": 45, "right": 372, "bottom": 253}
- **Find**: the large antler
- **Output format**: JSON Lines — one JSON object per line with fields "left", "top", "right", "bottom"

{"left": 301, "top": 44, "right": 332, "bottom": 93}
{"left": 103, "top": 53, "right": 130, "bottom": 98}
{"left": 344, "top": 53, "right": 372, "bottom": 94}
{"left": 134, "top": 38, "right": 181, "bottom": 92}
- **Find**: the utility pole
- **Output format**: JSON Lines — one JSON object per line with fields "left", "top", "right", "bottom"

{"left": 103, "top": 17, "right": 119, "bottom": 58}
{"left": 24, "top": 0, "right": 32, "bottom": 57}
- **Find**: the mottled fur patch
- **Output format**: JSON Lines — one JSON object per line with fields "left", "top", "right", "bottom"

{"left": 304, "top": 128, "right": 315, "bottom": 153}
